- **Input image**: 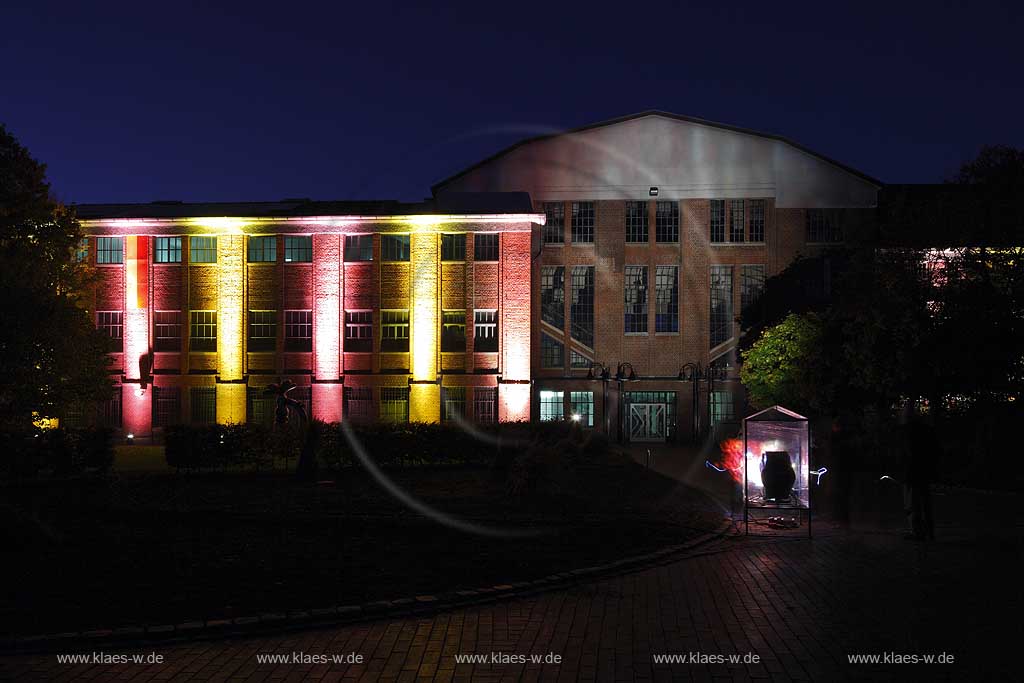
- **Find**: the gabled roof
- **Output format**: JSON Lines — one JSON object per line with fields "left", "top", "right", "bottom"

{"left": 431, "top": 110, "right": 882, "bottom": 195}
{"left": 745, "top": 406, "right": 808, "bottom": 422}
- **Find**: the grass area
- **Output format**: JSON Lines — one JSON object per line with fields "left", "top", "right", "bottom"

{"left": 113, "top": 445, "right": 169, "bottom": 473}
{"left": 1, "top": 453, "right": 721, "bottom": 636}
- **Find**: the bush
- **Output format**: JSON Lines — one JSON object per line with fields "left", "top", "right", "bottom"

{"left": 0, "top": 426, "right": 113, "bottom": 479}
{"left": 158, "top": 419, "right": 615, "bottom": 480}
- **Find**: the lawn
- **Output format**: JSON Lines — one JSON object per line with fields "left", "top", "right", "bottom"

{"left": 1, "top": 451, "right": 721, "bottom": 636}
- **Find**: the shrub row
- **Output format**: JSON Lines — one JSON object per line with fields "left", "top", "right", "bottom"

{"left": 162, "top": 419, "right": 608, "bottom": 474}
{"left": 0, "top": 427, "right": 115, "bottom": 478}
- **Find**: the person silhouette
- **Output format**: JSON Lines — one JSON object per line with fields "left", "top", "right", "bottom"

{"left": 903, "top": 413, "right": 937, "bottom": 541}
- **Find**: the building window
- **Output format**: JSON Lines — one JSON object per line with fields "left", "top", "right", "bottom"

{"left": 442, "top": 386, "right": 466, "bottom": 422}
{"left": 474, "top": 233, "right": 499, "bottom": 261}
{"left": 540, "top": 390, "right": 564, "bottom": 421}
{"left": 570, "top": 266, "right": 594, "bottom": 348}
{"left": 380, "top": 387, "right": 409, "bottom": 423}
{"left": 343, "top": 386, "right": 373, "bottom": 422}
{"left": 154, "top": 237, "right": 182, "bottom": 263}
{"left": 741, "top": 265, "right": 766, "bottom": 313}
{"left": 190, "top": 387, "right": 216, "bottom": 424}
{"left": 345, "top": 311, "right": 373, "bottom": 352}
{"left": 624, "top": 266, "right": 648, "bottom": 334}
{"left": 711, "top": 390, "right": 735, "bottom": 425}
{"left": 284, "top": 310, "right": 313, "bottom": 351}
{"left": 570, "top": 391, "right": 594, "bottom": 427}
{"left": 655, "top": 266, "right": 679, "bottom": 333}
{"left": 153, "top": 387, "right": 181, "bottom": 427}
{"left": 96, "top": 237, "right": 123, "bottom": 264}
{"left": 380, "top": 310, "right": 410, "bottom": 352}
{"left": 189, "top": 236, "right": 217, "bottom": 263}
{"left": 729, "top": 200, "right": 745, "bottom": 242}
{"left": 284, "top": 236, "right": 313, "bottom": 263}
{"left": 381, "top": 234, "right": 410, "bottom": 261}
{"left": 190, "top": 310, "right": 217, "bottom": 352}
{"left": 655, "top": 201, "right": 679, "bottom": 243}
{"left": 749, "top": 199, "right": 766, "bottom": 242}
{"left": 248, "top": 236, "right": 276, "bottom": 262}
{"left": 541, "top": 333, "right": 564, "bottom": 369}
{"left": 473, "top": 387, "right": 497, "bottom": 423}
{"left": 246, "top": 387, "right": 274, "bottom": 425}
{"left": 154, "top": 311, "right": 182, "bottom": 352}
{"left": 540, "top": 266, "right": 565, "bottom": 329}
{"left": 74, "top": 238, "right": 89, "bottom": 263}
{"left": 98, "top": 391, "right": 123, "bottom": 429}
{"left": 441, "top": 310, "right": 466, "bottom": 352}
{"left": 441, "top": 234, "right": 465, "bottom": 261}
{"left": 709, "top": 266, "right": 733, "bottom": 348}
{"left": 570, "top": 349, "right": 591, "bottom": 369}
{"left": 345, "top": 234, "right": 373, "bottom": 261}
{"left": 571, "top": 201, "right": 594, "bottom": 243}
{"left": 542, "top": 202, "right": 564, "bottom": 244}
{"left": 474, "top": 310, "right": 498, "bottom": 352}
{"left": 244, "top": 310, "right": 276, "bottom": 351}
{"left": 246, "top": 310, "right": 276, "bottom": 352}
{"left": 710, "top": 200, "right": 726, "bottom": 243}
{"left": 96, "top": 311, "right": 123, "bottom": 352}
{"left": 806, "top": 209, "right": 842, "bottom": 243}
{"left": 625, "top": 201, "right": 648, "bottom": 243}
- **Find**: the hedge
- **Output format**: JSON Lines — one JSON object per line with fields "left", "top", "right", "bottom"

{"left": 162, "top": 419, "right": 604, "bottom": 474}
{"left": 0, "top": 426, "right": 115, "bottom": 478}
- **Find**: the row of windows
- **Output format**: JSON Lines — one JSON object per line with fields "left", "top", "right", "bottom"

{"left": 541, "top": 199, "right": 771, "bottom": 245}
{"left": 148, "top": 385, "right": 499, "bottom": 426}
{"left": 89, "top": 234, "right": 504, "bottom": 265}
{"left": 538, "top": 264, "right": 766, "bottom": 362}
{"left": 101, "top": 309, "right": 500, "bottom": 354}
{"left": 538, "top": 390, "right": 595, "bottom": 426}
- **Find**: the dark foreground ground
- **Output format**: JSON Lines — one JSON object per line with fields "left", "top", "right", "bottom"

{"left": 1, "top": 455, "right": 722, "bottom": 637}
{"left": 2, "top": 484, "right": 1017, "bottom": 682}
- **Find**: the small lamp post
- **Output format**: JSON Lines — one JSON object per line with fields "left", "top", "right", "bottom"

{"left": 586, "top": 362, "right": 611, "bottom": 435}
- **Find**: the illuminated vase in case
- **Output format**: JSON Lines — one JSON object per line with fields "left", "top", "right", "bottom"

{"left": 761, "top": 451, "right": 796, "bottom": 501}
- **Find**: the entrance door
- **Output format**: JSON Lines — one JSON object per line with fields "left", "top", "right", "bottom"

{"left": 629, "top": 403, "right": 666, "bottom": 441}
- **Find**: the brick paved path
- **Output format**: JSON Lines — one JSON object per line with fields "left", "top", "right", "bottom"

{"left": 4, "top": 512, "right": 1016, "bottom": 682}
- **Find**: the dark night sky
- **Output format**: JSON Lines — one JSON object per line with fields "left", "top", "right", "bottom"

{"left": 3, "top": 0, "right": 1021, "bottom": 204}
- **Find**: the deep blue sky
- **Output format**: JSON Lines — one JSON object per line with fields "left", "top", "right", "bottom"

{"left": 3, "top": 0, "right": 1021, "bottom": 204}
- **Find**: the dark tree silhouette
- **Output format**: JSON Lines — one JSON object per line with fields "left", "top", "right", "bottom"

{"left": 0, "top": 124, "right": 112, "bottom": 428}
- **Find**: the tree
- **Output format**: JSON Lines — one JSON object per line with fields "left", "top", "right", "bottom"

{"left": 739, "top": 313, "right": 828, "bottom": 415}
{"left": 0, "top": 124, "right": 112, "bottom": 428}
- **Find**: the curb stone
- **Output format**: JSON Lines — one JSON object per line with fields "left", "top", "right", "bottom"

{"left": 2, "top": 520, "right": 731, "bottom": 654}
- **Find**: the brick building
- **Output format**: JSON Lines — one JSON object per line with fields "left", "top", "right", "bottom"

{"left": 74, "top": 196, "right": 540, "bottom": 439}
{"left": 432, "top": 112, "right": 880, "bottom": 441}
{"left": 76, "top": 111, "right": 879, "bottom": 442}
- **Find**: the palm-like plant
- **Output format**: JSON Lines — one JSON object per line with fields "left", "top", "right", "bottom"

{"left": 262, "top": 380, "right": 307, "bottom": 426}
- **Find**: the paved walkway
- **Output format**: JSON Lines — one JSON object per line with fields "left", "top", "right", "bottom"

{"left": 4, "top": 508, "right": 1015, "bottom": 681}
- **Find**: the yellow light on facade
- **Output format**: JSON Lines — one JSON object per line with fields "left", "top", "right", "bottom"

{"left": 188, "top": 217, "right": 249, "bottom": 233}
{"left": 410, "top": 232, "right": 438, "bottom": 384}
{"left": 217, "top": 234, "right": 245, "bottom": 386}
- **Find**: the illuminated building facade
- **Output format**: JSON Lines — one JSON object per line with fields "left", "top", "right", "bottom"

{"left": 76, "top": 112, "right": 882, "bottom": 442}
{"left": 76, "top": 197, "right": 540, "bottom": 438}
{"left": 433, "top": 112, "right": 881, "bottom": 441}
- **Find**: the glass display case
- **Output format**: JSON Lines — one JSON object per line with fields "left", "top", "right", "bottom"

{"left": 743, "top": 406, "right": 811, "bottom": 536}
